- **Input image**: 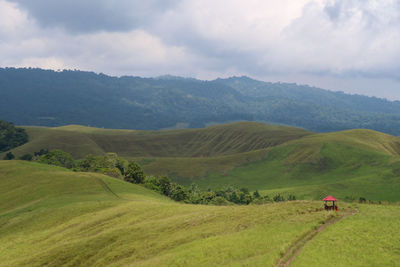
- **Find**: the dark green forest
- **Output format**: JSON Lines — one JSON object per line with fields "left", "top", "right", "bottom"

{"left": 0, "top": 120, "right": 28, "bottom": 153}
{"left": 1, "top": 67, "right": 400, "bottom": 135}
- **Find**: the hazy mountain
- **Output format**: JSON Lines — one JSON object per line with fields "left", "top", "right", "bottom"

{"left": 1, "top": 67, "right": 400, "bottom": 135}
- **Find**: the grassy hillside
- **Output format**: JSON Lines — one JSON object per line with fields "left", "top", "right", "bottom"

{"left": 292, "top": 204, "right": 400, "bottom": 266}
{"left": 1, "top": 161, "right": 399, "bottom": 266}
{"left": 0, "top": 160, "right": 332, "bottom": 266}
{"left": 4, "top": 122, "right": 400, "bottom": 202}
{"left": 6, "top": 122, "right": 310, "bottom": 158}
{"left": 138, "top": 129, "right": 400, "bottom": 202}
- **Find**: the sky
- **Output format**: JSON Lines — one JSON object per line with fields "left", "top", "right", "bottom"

{"left": 1, "top": 0, "right": 399, "bottom": 99}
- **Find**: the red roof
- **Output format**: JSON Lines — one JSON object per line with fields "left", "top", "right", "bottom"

{"left": 323, "top": 195, "right": 337, "bottom": 201}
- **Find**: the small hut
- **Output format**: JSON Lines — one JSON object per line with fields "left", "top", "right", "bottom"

{"left": 323, "top": 195, "right": 338, "bottom": 211}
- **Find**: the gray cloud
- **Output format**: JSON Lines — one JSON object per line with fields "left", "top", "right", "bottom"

{"left": 9, "top": 0, "right": 180, "bottom": 32}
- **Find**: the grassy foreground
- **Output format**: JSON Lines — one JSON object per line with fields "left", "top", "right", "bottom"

{"left": 1, "top": 161, "right": 331, "bottom": 266}
{"left": 1, "top": 161, "right": 399, "bottom": 266}
{"left": 292, "top": 204, "right": 400, "bottom": 266}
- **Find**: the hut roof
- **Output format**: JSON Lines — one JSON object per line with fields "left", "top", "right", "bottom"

{"left": 323, "top": 195, "right": 337, "bottom": 201}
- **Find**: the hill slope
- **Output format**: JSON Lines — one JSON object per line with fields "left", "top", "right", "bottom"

{"left": 7, "top": 122, "right": 311, "bottom": 158}
{"left": 168, "top": 129, "right": 400, "bottom": 201}
{"left": 2, "top": 67, "right": 400, "bottom": 134}
{"left": 4, "top": 121, "right": 400, "bottom": 202}
{"left": 0, "top": 160, "right": 330, "bottom": 266}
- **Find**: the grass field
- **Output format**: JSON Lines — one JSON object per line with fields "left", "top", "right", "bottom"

{"left": 292, "top": 204, "right": 400, "bottom": 266}
{"left": 4, "top": 122, "right": 400, "bottom": 202}
{"left": 1, "top": 161, "right": 399, "bottom": 266}
{"left": 138, "top": 129, "right": 400, "bottom": 202}
{"left": 6, "top": 122, "right": 310, "bottom": 158}
{"left": 0, "top": 160, "right": 332, "bottom": 266}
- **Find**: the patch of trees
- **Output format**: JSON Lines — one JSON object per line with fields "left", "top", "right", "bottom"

{"left": 0, "top": 119, "right": 28, "bottom": 153}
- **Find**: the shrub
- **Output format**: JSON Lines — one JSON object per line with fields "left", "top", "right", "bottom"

{"left": 38, "top": 149, "right": 75, "bottom": 169}
{"left": 273, "top": 194, "right": 285, "bottom": 202}
{"left": 19, "top": 153, "right": 33, "bottom": 161}
{"left": 3, "top": 152, "right": 15, "bottom": 160}
{"left": 170, "top": 185, "right": 189, "bottom": 202}
{"left": 210, "top": 196, "right": 232, "bottom": 206}
{"left": 124, "top": 161, "right": 145, "bottom": 184}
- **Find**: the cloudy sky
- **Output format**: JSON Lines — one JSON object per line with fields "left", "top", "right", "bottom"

{"left": 1, "top": 0, "right": 399, "bottom": 99}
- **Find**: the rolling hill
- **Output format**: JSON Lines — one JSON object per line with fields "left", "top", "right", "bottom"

{"left": 7, "top": 122, "right": 311, "bottom": 158}
{"left": 1, "top": 161, "right": 400, "bottom": 266}
{"left": 2, "top": 67, "right": 400, "bottom": 134}
{"left": 3, "top": 121, "right": 400, "bottom": 202}
{"left": 0, "top": 160, "right": 331, "bottom": 266}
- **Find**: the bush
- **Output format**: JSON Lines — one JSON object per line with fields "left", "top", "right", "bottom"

{"left": 34, "top": 149, "right": 49, "bottom": 157}
{"left": 273, "top": 194, "right": 285, "bottom": 202}
{"left": 143, "top": 176, "right": 161, "bottom": 192}
{"left": 359, "top": 197, "right": 367, "bottom": 203}
{"left": 170, "top": 185, "right": 189, "bottom": 202}
{"left": 3, "top": 152, "right": 15, "bottom": 160}
{"left": 19, "top": 153, "right": 33, "bottom": 161}
{"left": 124, "top": 161, "right": 145, "bottom": 184}
{"left": 77, "top": 153, "right": 125, "bottom": 178}
{"left": 38, "top": 149, "right": 75, "bottom": 168}
{"left": 210, "top": 196, "right": 232, "bottom": 206}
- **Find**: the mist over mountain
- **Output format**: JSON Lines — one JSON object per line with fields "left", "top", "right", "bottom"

{"left": 1, "top": 67, "right": 400, "bottom": 135}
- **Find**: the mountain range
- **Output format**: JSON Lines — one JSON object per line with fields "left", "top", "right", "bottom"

{"left": 1, "top": 67, "right": 400, "bottom": 135}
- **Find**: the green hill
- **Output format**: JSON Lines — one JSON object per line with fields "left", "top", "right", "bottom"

{"left": 1, "top": 161, "right": 400, "bottom": 266}
{"left": 6, "top": 122, "right": 310, "bottom": 159}
{"left": 168, "top": 129, "right": 400, "bottom": 201}
{"left": 3, "top": 121, "right": 400, "bottom": 202}
{"left": 0, "top": 160, "right": 332, "bottom": 266}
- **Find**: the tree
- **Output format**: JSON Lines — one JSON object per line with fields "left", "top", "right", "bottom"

{"left": 34, "top": 149, "right": 49, "bottom": 157}
{"left": 170, "top": 185, "right": 188, "bottom": 202}
{"left": 159, "top": 176, "right": 172, "bottom": 196}
{"left": 38, "top": 149, "right": 75, "bottom": 168}
{"left": 273, "top": 194, "right": 285, "bottom": 202}
{"left": 124, "top": 161, "right": 145, "bottom": 184}
{"left": 19, "top": 153, "right": 33, "bottom": 161}
{"left": 0, "top": 120, "right": 28, "bottom": 153}
{"left": 3, "top": 152, "right": 15, "bottom": 160}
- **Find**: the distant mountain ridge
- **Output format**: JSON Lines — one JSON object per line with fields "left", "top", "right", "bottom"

{"left": 1, "top": 67, "right": 400, "bottom": 134}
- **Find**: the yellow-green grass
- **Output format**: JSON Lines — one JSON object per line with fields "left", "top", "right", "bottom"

{"left": 5, "top": 121, "right": 310, "bottom": 159}
{"left": 137, "top": 130, "right": 400, "bottom": 202}
{"left": 7, "top": 122, "right": 400, "bottom": 202}
{"left": 0, "top": 161, "right": 332, "bottom": 266}
{"left": 292, "top": 204, "right": 400, "bottom": 266}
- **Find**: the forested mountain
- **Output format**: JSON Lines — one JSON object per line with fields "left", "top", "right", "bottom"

{"left": 1, "top": 67, "right": 400, "bottom": 135}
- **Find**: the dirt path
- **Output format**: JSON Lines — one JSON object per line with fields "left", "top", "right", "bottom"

{"left": 276, "top": 209, "right": 357, "bottom": 267}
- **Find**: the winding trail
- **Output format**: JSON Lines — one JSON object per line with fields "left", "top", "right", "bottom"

{"left": 276, "top": 209, "right": 358, "bottom": 267}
